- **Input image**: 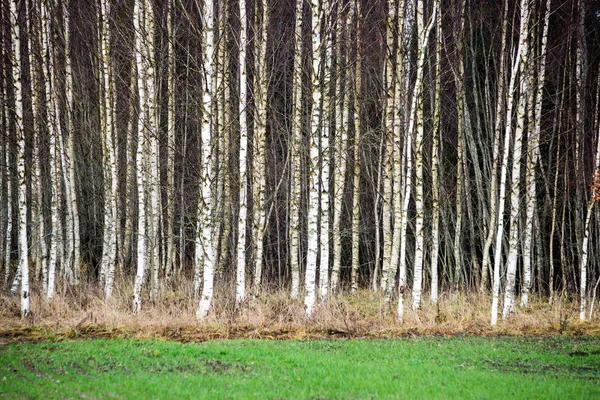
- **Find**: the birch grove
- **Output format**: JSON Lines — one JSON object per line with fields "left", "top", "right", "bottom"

{"left": 2, "top": 0, "right": 600, "bottom": 326}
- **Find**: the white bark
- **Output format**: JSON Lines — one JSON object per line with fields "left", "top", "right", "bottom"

{"left": 502, "top": 0, "right": 530, "bottom": 320}
{"left": 452, "top": 0, "right": 466, "bottom": 290}
{"left": 521, "top": 0, "right": 550, "bottom": 307}
{"left": 481, "top": 0, "right": 508, "bottom": 294}
{"left": 165, "top": 0, "right": 176, "bottom": 282}
{"left": 388, "top": 0, "right": 411, "bottom": 302}
{"left": 3, "top": 126, "right": 12, "bottom": 288}
{"left": 27, "top": 6, "right": 46, "bottom": 288}
{"left": 398, "top": 1, "right": 436, "bottom": 321}
{"left": 350, "top": 0, "right": 361, "bottom": 295}
{"left": 133, "top": 0, "right": 149, "bottom": 314}
{"left": 430, "top": 0, "right": 441, "bottom": 304}
{"left": 236, "top": 0, "right": 248, "bottom": 303}
{"left": 576, "top": 0, "right": 591, "bottom": 321}
{"left": 579, "top": 105, "right": 600, "bottom": 320}
{"left": 197, "top": 0, "right": 216, "bottom": 319}
{"left": 289, "top": 0, "right": 304, "bottom": 300}
{"left": 146, "top": 1, "right": 159, "bottom": 300}
{"left": 319, "top": 0, "right": 332, "bottom": 299}
{"left": 491, "top": 0, "right": 528, "bottom": 326}
{"left": 331, "top": 4, "right": 348, "bottom": 293}
{"left": 252, "top": 0, "right": 269, "bottom": 293}
{"left": 65, "top": 2, "right": 80, "bottom": 285}
{"left": 99, "top": 0, "right": 118, "bottom": 299}
{"left": 10, "top": 0, "right": 29, "bottom": 316}
{"left": 380, "top": 0, "right": 397, "bottom": 295}
{"left": 305, "top": 0, "right": 324, "bottom": 317}
{"left": 411, "top": 0, "right": 426, "bottom": 310}
{"left": 44, "top": 0, "right": 60, "bottom": 300}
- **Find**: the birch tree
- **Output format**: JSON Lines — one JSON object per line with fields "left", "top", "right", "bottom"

{"left": 491, "top": 0, "right": 529, "bottom": 325}
{"left": 236, "top": 0, "right": 249, "bottom": 303}
{"left": 480, "top": 0, "right": 508, "bottom": 294}
{"left": 165, "top": 0, "right": 176, "bottom": 282}
{"left": 452, "top": 0, "right": 466, "bottom": 291}
{"left": 379, "top": 0, "right": 402, "bottom": 296}
{"left": 252, "top": 0, "right": 269, "bottom": 292}
{"left": 319, "top": 0, "right": 332, "bottom": 299}
{"left": 398, "top": 0, "right": 436, "bottom": 320}
{"left": 133, "top": 0, "right": 150, "bottom": 313}
{"left": 305, "top": 0, "right": 325, "bottom": 317}
{"left": 411, "top": 0, "right": 427, "bottom": 310}
{"left": 99, "top": 0, "right": 119, "bottom": 299}
{"left": 289, "top": 0, "right": 304, "bottom": 299}
{"left": 502, "top": 0, "right": 530, "bottom": 319}
{"left": 429, "top": 0, "right": 441, "bottom": 303}
{"left": 521, "top": 0, "right": 550, "bottom": 307}
{"left": 350, "top": 0, "right": 360, "bottom": 294}
{"left": 9, "top": 0, "right": 29, "bottom": 316}
{"left": 197, "top": 0, "right": 216, "bottom": 319}
{"left": 3, "top": 113, "right": 12, "bottom": 288}
{"left": 387, "top": 0, "right": 412, "bottom": 302}
{"left": 43, "top": 0, "right": 62, "bottom": 300}
{"left": 331, "top": 0, "right": 349, "bottom": 293}
{"left": 27, "top": 0, "right": 46, "bottom": 289}
{"left": 57, "top": 0, "right": 78, "bottom": 285}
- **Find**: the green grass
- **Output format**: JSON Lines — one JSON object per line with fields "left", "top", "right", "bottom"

{"left": 1, "top": 336, "right": 599, "bottom": 399}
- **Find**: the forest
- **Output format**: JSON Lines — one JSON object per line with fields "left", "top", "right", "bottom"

{"left": 2, "top": 0, "right": 600, "bottom": 329}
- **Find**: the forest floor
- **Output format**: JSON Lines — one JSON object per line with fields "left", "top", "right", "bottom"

{"left": 1, "top": 280, "right": 600, "bottom": 342}
{"left": 1, "top": 336, "right": 599, "bottom": 398}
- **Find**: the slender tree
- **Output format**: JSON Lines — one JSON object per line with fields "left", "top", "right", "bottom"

{"left": 9, "top": 0, "right": 29, "bottom": 316}
{"left": 236, "top": 0, "right": 249, "bottom": 303}
{"left": 197, "top": 0, "right": 217, "bottom": 319}
{"left": 289, "top": 0, "right": 304, "bottom": 300}
{"left": 305, "top": 0, "right": 325, "bottom": 317}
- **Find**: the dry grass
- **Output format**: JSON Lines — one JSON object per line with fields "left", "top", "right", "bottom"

{"left": 1, "top": 278, "right": 599, "bottom": 342}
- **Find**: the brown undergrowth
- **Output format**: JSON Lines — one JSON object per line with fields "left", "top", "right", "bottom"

{"left": 1, "top": 276, "right": 599, "bottom": 343}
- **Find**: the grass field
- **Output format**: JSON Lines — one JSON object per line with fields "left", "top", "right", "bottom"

{"left": 1, "top": 337, "right": 599, "bottom": 399}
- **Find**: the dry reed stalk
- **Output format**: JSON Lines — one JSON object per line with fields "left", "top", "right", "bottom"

{"left": 1, "top": 280, "right": 599, "bottom": 342}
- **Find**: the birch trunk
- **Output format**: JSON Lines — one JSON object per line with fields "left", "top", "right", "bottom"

{"left": 388, "top": 0, "right": 411, "bottom": 301}
{"left": 331, "top": 3, "right": 348, "bottom": 292}
{"left": 252, "top": 0, "right": 269, "bottom": 293}
{"left": 99, "top": 0, "right": 118, "bottom": 298}
{"left": 216, "top": 4, "right": 231, "bottom": 282}
{"left": 398, "top": 1, "right": 436, "bottom": 320}
{"left": 578, "top": 95, "right": 600, "bottom": 320}
{"left": 197, "top": 0, "right": 216, "bottom": 319}
{"left": 165, "top": 0, "right": 175, "bottom": 282}
{"left": 27, "top": 3, "right": 45, "bottom": 287}
{"left": 236, "top": 0, "right": 248, "bottom": 303}
{"left": 10, "top": 0, "right": 29, "bottom": 316}
{"left": 452, "top": 0, "right": 466, "bottom": 290}
{"left": 411, "top": 0, "right": 426, "bottom": 309}
{"left": 521, "top": 0, "right": 550, "bottom": 306}
{"left": 481, "top": 0, "right": 508, "bottom": 293}
{"left": 430, "top": 0, "right": 441, "bottom": 303}
{"left": 146, "top": 0, "right": 159, "bottom": 301}
{"left": 57, "top": 111, "right": 74, "bottom": 284}
{"left": 133, "top": 0, "right": 148, "bottom": 314}
{"left": 379, "top": 0, "right": 397, "bottom": 295}
{"left": 502, "top": 0, "right": 530, "bottom": 319}
{"left": 289, "top": 0, "right": 304, "bottom": 300}
{"left": 305, "top": 0, "right": 324, "bottom": 317}
{"left": 61, "top": 1, "right": 78, "bottom": 285}
{"left": 3, "top": 119, "right": 12, "bottom": 288}
{"left": 44, "top": 0, "right": 61, "bottom": 300}
{"left": 491, "top": 0, "right": 528, "bottom": 325}
{"left": 0, "top": 28, "right": 5, "bottom": 286}
{"left": 350, "top": 0, "right": 361, "bottom": 294}
{"left": 319, "top": 0, "right": 332, "bottom": 299}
